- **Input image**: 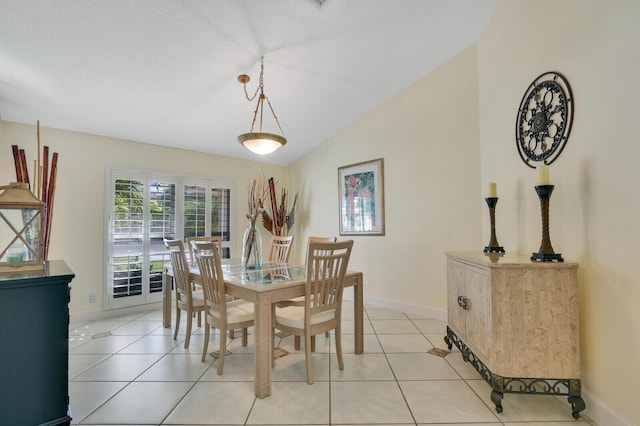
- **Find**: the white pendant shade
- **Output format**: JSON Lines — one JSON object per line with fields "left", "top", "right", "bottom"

{"left": 238, "top": 132, "right": 287, "bottom": 155}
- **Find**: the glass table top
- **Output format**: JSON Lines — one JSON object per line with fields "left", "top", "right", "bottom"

{"left": 230, "top": 265, "right": 306, "bottom": 284}
{"left": 220, "top": 259, "right": 291, "bottom": 274}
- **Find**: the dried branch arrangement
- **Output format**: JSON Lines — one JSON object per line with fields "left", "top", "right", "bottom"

{"left": 246, "top": 176, "right": 269, "bottom": 222}
{"left": 10, "top": 121, "right": 58, "bottom": 261}
{"left": 243, "top": 176, "right": 270, "bottom": 266}
{"left": 260, "top": 177, "right": 298, "bottom": 236}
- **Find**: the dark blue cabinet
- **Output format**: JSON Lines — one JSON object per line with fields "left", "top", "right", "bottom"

{"left": 0, "top": 261, "right": 74, "bottom": 426}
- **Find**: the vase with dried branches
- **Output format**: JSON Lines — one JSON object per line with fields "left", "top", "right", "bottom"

{"left": 242, "top": 177, "right": 269, "bottom": 269}
{"left": 8, "top": 121, "right": 58, "bottom": 263}
{"left": 260, "top": 177, "right": 298, "bottom": 237}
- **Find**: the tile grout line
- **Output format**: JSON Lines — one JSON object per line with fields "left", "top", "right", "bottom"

{"left": 375, "top": 311, "right": 419, "bottom": 426}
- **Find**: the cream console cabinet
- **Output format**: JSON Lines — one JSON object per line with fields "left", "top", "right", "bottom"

{"left": 444, "top": 251, "right": 584, "bottom": 419}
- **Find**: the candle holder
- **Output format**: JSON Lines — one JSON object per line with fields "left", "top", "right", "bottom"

{"left": 484, "top": 197, "right": 505, "bottom": 254}
{"left": 531, "top": 185, "right": 563, "bottom": 262}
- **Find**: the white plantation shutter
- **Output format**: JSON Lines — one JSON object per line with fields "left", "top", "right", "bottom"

{"left": 183, "top": 181, "right": 232, "bottom": 258}
{"left": 106, "top": 171, "right": 232, "bottom": 309}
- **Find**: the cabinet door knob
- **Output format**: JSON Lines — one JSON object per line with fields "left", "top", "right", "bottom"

{"left": 458, "top": 296, "right": 470, "bottom": 310}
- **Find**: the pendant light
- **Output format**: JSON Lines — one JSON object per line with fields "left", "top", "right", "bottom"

{"left": 237, "top": 57, "right": 286, "bottom": 155}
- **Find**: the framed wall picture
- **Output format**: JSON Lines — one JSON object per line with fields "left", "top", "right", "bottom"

{"left": 338, "top": 158, "right": 385, "bottom": 236}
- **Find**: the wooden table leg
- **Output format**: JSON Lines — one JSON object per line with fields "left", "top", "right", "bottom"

{"left": 253, "top": 293, "right": 272, "bottom": 398}
{"left": 163, "top": 272, "right": 172, "bottom": 328}
{"left": 354, "top": 276, "right": 364, "bottom": 354}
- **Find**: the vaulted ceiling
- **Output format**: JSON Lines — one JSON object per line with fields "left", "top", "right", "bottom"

{"left": 0, "top": 0, "right": 495, "bottom": 165}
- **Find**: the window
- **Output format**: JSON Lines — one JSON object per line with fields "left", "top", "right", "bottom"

{"left": 183, "top": 184, "right": 231, "bottom": 258}
{"left": 106, "top": 170, "right": 233, "bottom": 309}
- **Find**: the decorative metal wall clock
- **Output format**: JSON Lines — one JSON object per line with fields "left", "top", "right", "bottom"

{"left": 515, "top": 71, "right": 573, "bottom": 168}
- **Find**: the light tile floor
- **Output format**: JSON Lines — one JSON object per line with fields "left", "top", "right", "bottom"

{"left": 68, "top": 306, "right": 593, "bottom": 425}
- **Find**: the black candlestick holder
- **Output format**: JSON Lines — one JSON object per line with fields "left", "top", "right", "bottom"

{"left": 484, "top": 197, "right": 504, "bottom": 254}
{"left": 531, "top": 185, "right": 563, "bottom": 262}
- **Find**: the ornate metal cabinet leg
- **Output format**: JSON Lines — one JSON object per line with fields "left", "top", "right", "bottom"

{"left": 491, "top": 389, "right": 504, "bottom": 413}
{"left": 568, "top": 396, "right": 585, "bottom": 419}
{"left": 490, "top": 373, "right": 505, "bottom": 413}
{"left": 568, "top": 379, "right": 585, "bottom": 419}
{"left": 444, "top": 335, "right": 452, "bottom": 350}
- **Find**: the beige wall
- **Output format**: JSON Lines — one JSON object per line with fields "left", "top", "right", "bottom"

{"left": 289, "top": 45, "right": 482, "bottom": 317}
{"left": 1, "top": 1, "right": 636, "bottom": 423}
{"left": 0, "top": 122, "right": 287, "bottom": 315}
{"left": 477, "top": 1, "right": 639, "bottom": 424}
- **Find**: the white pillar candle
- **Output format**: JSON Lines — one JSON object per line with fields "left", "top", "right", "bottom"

{"left": 537, "top": 165, "right": 550, "bottom": 185}
{"left": 487, "top": 182, "right": 497, "bottom": 198}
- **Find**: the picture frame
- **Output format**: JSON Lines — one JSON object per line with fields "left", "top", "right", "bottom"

{"left": 338, "top": 158, "right": 385, "bottom": 236}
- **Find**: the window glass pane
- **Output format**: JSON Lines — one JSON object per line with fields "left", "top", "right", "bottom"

{"left": 149, "top": 181, "right": 176, "bottom": 241}
{"left": 149, "top": 252, "right": 168, "bottom": 294}
{"left": 113, "top": 254, "right": 142, "bottom": 298}
{"left": 184, "top": 185, "right": 206, "bottom": 238}
{"left": 112, "top": 179, "right": 144, "bottom": 298}
{"left": 113, "top": 179, "right": 144, "bottom": 243}
{"left": 149, "top": 181, "right": 176, "bottom": 294}
{"left": 211, "top": 188, "right": 230, "bottom": 241}
{"left": 212, "top": 187, "right": 231, "bottom": 259}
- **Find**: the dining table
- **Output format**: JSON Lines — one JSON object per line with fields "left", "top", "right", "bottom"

{"left": 162, "top": 259, "right": 364, "bottom": 398}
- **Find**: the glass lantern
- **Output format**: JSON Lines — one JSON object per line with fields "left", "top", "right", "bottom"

{"left": 0, "top": 183, "right": 45, "bottom": 272}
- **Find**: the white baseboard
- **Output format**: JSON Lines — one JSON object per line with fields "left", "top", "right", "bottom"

{"left": 581, "top": 389, "right": 633, "bottom": 426}
{"left": 70, "top": 302, "right": 163, "bottom": 325}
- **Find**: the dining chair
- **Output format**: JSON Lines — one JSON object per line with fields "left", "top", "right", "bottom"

{"left": 268, "top": 235, "right": 294, "bottom": 263}
{"left": 185, "top": 235, "right": 222, "bottom": 265}
{"left": 293, "top": 236, "right": 338, "bottom": 350}
{"left": 185, "top": 237, "right": 221, "bottom": 303}
{"left": 306, "top": 236, "right": 337, "bottom": 263}
{"left": 272, "top": 239, "right": 353, "bottom": 384}
{"left": 187, "top": 236, "right": 242, "bottom": 338}
{"left": 191, "top": 240, "right": 255, "bottom": 374}
{"left": 164, "top": 239, "right": 205, "bottom": 349}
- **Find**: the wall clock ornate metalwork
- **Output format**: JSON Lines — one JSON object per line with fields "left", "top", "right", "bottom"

{"left": 515, "top": 71, "right": 573, "bottom": 168}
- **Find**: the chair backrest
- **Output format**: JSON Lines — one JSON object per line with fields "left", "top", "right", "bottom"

{"left": 308, "top": 236, "right": 337, "bottom": 244}
{"left": 268, "top": 235, "right": 294, "bottom": 263}
{"left": 164, "top": 239, "right": 194, "bottom": 304}
{"left": 305, "top": 240, "right": 353, "bottom": 316}
{"left": 306, "top": 236, "right": 337, "bottom": 265}
{"left": 185, "top": 236, "right": 222, "bottom": 264}
{"left": 190, "top": 240, "right": 226, "bottom": 316}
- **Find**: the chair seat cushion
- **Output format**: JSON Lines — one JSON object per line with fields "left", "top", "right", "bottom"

{"left": 192, "top": 290, "right": 205, "bottom": 307}
{"left": 209, "top": 299, "right": 254, "bottom": 323}
{"left": 275, "top": 305, "right": 335, "bottom": 329}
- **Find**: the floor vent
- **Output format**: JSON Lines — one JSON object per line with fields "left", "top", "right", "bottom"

{"left": 92, "top": 331, "right": 112, "bottom": 339}
{"left": 210, "top": 350, "right": 233, "bottom": 359}
{"left": 274, "top": 348, "right": 289, "bottom": 359}
{"left": 428, "top": 347, "right": 450, "bottom": 358}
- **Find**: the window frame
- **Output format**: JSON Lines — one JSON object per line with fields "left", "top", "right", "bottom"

{"left": 104, "top": 168, "right": 234, "bottom": 310}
